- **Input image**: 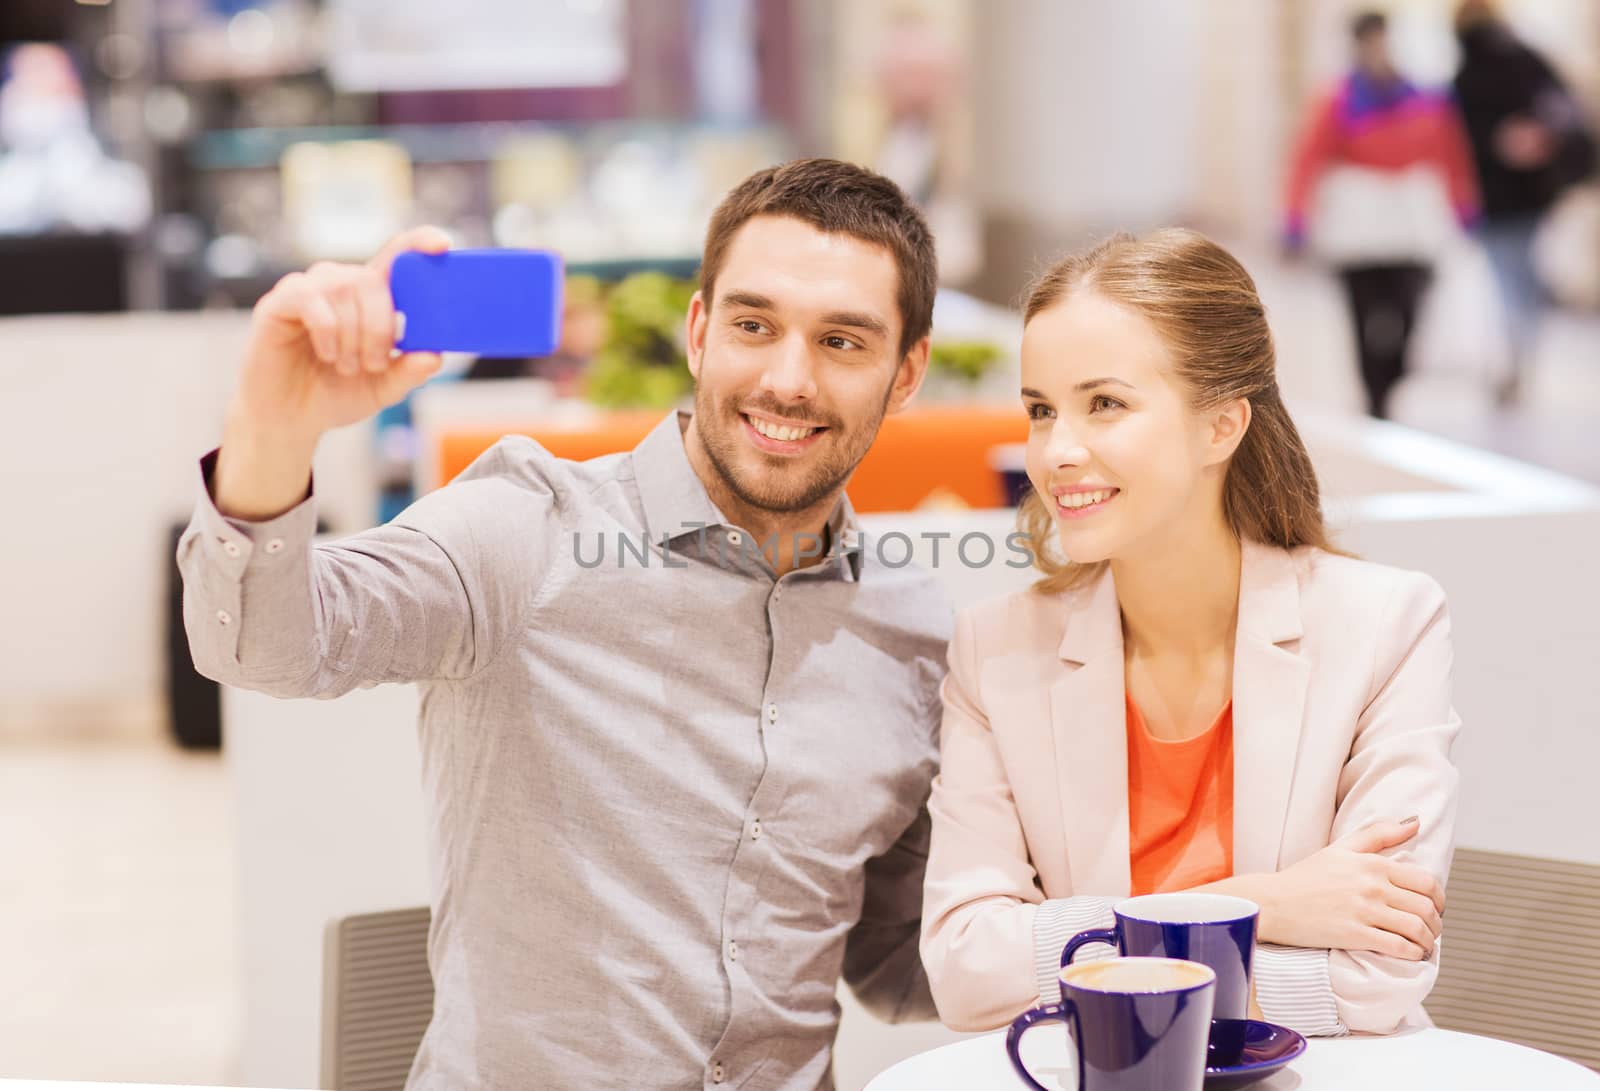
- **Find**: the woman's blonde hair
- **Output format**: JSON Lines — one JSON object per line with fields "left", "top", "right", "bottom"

{"left": 1017, "top": 228, "right": 1343, "bottom": 594}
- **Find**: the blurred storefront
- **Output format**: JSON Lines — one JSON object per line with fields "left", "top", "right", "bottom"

{"left": 4, "top": 0, "right": 1597, "bottom": 312}
{"left": 1, "top": 0, "right": 818, "bottom": 314}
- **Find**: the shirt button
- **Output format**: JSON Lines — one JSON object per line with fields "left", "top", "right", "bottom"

{"left": 264, "top": 538, "right": 284, "bottom": 554}
{"left": 711, "top": 1062, "right": 726, "bottom": 1084}
{"left": 222, "top": 541, "right": 241, "bottom": 558}
{"left": 215, "top": 609, "right": 232, "bottom": 626}
{"left": 765, "top": 704, "right": 778, "bottom": 723}
{"left": 750, "top": 819, "right": 763, "bottom": 840}
{"left": 727, "top": 530, "right": 743, "bottom": 547}
{"left": 726, "top": 939, "right": 739, "bottom": 962}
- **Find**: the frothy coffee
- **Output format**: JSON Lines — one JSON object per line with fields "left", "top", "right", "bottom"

{"left": 1063, "top": 957, "right": 1214, "bottom": 994}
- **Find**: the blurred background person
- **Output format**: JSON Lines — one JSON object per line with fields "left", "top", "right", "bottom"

{"left": 868, "top": 4, "right": 980, "bottom": 287}
{"left": 1453, "top": 0, "right": 1597, "bottom": 407}
{"left": 0, "top": 42, "right": 149, "bottom": 236}
{"left": 1284, "top": 10, "right": 1481, "bottom": 420}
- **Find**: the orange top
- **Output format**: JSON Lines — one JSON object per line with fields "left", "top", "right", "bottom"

{"left": 1126, "top": 691, "right": 1235, "bottom": 897}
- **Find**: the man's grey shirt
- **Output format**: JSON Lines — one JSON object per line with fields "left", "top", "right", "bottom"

{"left": 177, "top": 411, "right": 951, "bottom": 1090}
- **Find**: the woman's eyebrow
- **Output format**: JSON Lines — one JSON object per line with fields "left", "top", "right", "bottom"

{"left": 1021, "top": 378, "right": 1136, "bottom": 400}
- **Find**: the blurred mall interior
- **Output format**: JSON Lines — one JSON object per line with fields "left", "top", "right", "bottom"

{"left": 1, "top": 0, "right": 1598, "bottom": 1087}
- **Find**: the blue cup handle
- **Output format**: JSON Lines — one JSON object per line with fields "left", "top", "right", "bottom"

{"left": 1006, "top": 1001, "right": 1077, "bottom": 1091}
{"left": 1060, "top": 926, "right": 1118, "bottom": 968}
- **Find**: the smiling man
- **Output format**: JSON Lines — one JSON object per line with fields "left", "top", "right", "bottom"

{"left": 177, "top": 158, "right": 950, "bottom": 1090}
{"left": 685, "top": 178, "right": 932, "bottom": 573}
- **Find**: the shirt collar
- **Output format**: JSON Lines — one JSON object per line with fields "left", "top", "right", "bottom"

{"left": 632, "top": 411, "right": 725, "bottom": 546}
{"left": 822, "top": 491, "right": 865, "bottom": 582}
{"left": 630, "top": 410, "right": 865, "bottom": 581}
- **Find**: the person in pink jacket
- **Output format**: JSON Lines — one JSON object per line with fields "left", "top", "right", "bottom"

{"left": 1284, "top": 10, "right": 1481, "bottom": 419}
{"left": 919, "top": 228, "right": 1461, "bottom": 1037}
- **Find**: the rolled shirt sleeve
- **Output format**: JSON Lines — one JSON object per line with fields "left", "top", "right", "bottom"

{"left": 177, "top": 448, "right": 325, "bottom": 690}
{"left": 1254, "top": 944, "right": 1346, "bottom": 1037}
{"left": 176, "top": 439, "right": 550, "bottom": 698}
{"left": 1032, "top": 895, "right": 1119, "bottom": 1005}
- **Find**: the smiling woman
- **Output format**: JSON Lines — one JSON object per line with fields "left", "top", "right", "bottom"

{"left": 1013, "top": 229, "right": 1338, "bottom": 592}
{"left": 920, "top": 227, "right": 1465, "bottom": 1045}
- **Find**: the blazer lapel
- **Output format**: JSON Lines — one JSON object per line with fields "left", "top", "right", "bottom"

{"left": 1231, "top": 542, "right": 1311, "bottom": 876}
{"left": 1049, "top": 568, "right": 1133, "bottom": 896}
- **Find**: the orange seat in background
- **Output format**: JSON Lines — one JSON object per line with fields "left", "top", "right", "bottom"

{"left": 848, "top": 404, "right": 1026, "bottom": 510}
{"left": 435, "top": 404, "right": 1027, "bottom": 513}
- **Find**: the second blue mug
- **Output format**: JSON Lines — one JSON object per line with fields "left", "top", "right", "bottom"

{"left": 1062, "top": 892, "right": 1258, "bottom": 1065}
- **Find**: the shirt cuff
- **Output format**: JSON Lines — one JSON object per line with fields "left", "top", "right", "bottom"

{"left": 1032, "top": 896, "right": 1118, "bottom": 1005}
{"left": 176, "top": 449, "right": 320, "bottom": 672}
{"left": 1253, "top": 944, "right": 1347, "bottom": 1037}
{"left": 192, "top": 447, "right": 319, "bottom": 572}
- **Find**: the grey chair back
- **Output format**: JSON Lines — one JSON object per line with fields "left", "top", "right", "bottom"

{"left": 1429, "top": 847, "right": 1600, "bottom": 1072}
{"left": 322, "top": 906, "right": 434, "bottom": 1091}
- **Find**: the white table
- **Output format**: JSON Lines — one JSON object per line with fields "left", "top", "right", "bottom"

{"left": 865, "top": 1027, "right": 1600, "bottom": 1091}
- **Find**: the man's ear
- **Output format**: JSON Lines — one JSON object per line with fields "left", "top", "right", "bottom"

{"left": 886, "top": 335, "right": 931, "bottom": 414}
{"left": 1206, "top": 396, "right": 1251, "bottom": 466}
{"left": 685, "top": 290, "right": 709, "bottom": 380}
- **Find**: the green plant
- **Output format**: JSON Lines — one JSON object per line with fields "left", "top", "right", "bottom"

{"left": 582, "top": 281, "right": 1005, "bottom": 405}
{"left": 928, "top": 339, "right": 1003, "bottom": 384}
{"left": 583, "top": 272, "right": 698, "bottom": 408}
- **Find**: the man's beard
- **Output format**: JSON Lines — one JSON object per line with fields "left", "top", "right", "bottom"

{"left": 693, "top": 364, "right": 894, "bottom": 515}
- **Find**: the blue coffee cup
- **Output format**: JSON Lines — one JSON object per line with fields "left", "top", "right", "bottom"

{"left": 1007, "top": 956, "right": 1216, "bottom": 1091}
{"left": 1061, "top": 893, "right": 1259, "bottom": 1065}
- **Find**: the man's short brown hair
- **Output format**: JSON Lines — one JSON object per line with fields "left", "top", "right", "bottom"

{"left": 698, "top": 158, "right": 937, "bottom": 358}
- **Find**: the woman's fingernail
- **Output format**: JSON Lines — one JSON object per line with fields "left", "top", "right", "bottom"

{"left": 1400, "top": 815, "right": 1419, "bottom": 825}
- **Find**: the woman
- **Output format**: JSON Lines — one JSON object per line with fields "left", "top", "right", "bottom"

{"left": 919, "top": 229, "right": 1460, "bottom": 1038}
{"left": 1284, "top": 10, "right": 1480, "bottom": 419}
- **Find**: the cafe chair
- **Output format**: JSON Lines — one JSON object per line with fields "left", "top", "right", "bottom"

{"left": 318, "top": 904, "right": 963, "bottom": 1090}
{"left": 1428, "top": 847, "right": 1600, "bottom": 1073}
{"left": 319, "top": 851, "right": 1600, "bottom": 1089}
{"left": 321, "top": 906, "right": 434, "bottom": 1091}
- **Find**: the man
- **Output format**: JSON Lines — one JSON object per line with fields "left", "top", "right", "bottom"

{"left": 1453, "top": 0, "right": 1596, "bottom": 405}
{"left": 178, "top": 158, "right": 950, "bottom": 1090}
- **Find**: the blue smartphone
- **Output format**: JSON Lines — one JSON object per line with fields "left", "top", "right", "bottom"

{"left": 390, "top": 248, "right": 564, "bottom": 357}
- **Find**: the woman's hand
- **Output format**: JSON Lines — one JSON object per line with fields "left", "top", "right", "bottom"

{"left": 1241, "top": 819, "right": 1445, "bottom": 960}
